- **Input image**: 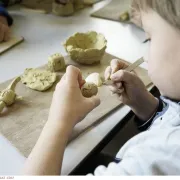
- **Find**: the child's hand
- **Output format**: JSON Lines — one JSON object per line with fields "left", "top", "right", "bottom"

{"left": 48, "top": 66, "right": 100, "bottom": 128}
{"left": 104, "top": 59, "right": 158, "bottom": 120}
{"left": 105, "top": 59, "right": 146, "bottom": 106}
{"left": 0, "top": 16, "right": 10, "bottom": 42}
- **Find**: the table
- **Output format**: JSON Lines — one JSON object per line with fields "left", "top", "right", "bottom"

{"left": 0, "top": 0, "right": 149, "bottom": 175}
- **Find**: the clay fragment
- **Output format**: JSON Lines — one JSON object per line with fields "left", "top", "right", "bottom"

{"left": 64, "top": 31, "right": 107, "bottom": 65}
{"left": 21, "top": 68, "right": 57, "bottom": 91}
{"left": 48, "top": 53, "right": 66, "bottom": 72}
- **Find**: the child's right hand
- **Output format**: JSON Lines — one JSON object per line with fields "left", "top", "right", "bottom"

{"left": 48, "top": 66, "right": 100, "bottom": 129}
{"left": 0, "top": 16, "right": 10, "bottom": 42}
{"left": 104, "top": 59, "right": 159, "bottom": 120}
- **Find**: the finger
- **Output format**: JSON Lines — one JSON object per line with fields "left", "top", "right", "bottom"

{"left": 0, "top": 25, "right": 4, "bottom": 42}
{"left": 61, "top": 73, "right": 66, "bottom": 81}
{"left": 78, "top": 72, "right": 85, "bottom": 88}
{"left": 116, "top": 88, "right": 124, "bottom": 94}
{"left": 115, "top": 82, "right": 122, "bottom": 89}
{"left": 119, "top": 94, "right": 124, "bottom": 103}
{"left": 66, "top": 65, "right": 81, "bottom": 87}
{"left": 55, "top": 74, "right": 66, "bottom": 89}
{"left": 131, "top": 70, "right": 137, "bottom": 76}
{"left": 109, "top": 85, "right": 124, "bottom": 94}
{"left": 110, "top": 59, "right": 128, "bottom": 74}
{"left": 3, "top": 26, "right": 10, "bottom": 42}
{"left": 86, "top": 96, "right": 100, "bottom": 112}
{"left": 111, "top": 59, "right": 120, "bottom": 74}
{"left": 104, "top": 66, "right": 112, "bottom": 80}
{"left": 111, "top": 70, "right": 134, "bottom": 83}
{"left": 79, "top": 79, "right": 86, "bottom": 89}
{"left": 109, "top": 85, "right": 118, "bottom": 93}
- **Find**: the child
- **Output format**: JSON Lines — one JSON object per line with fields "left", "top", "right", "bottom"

{"left": 23, "top": 0, "right": 180, "bottom": 175}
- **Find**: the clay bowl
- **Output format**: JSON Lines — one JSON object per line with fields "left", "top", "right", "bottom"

{"left": 64, "top": 31, "right": 107, "bottom": 65}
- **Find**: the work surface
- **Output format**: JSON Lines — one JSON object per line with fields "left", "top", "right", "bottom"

{"left": 0, "top": 0, "right": 149, "bottom": 175}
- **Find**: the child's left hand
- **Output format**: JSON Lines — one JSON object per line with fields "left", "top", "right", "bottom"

{"left": 48, "top": 66, "right": 100, "bottom": 129}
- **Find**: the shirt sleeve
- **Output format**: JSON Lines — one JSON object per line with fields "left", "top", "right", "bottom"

{"left": 88, "top": 135, "right": 180, "bottom": 175}
{"left": 134, "top": 98, "right": 164, "bottom": 131}
{"left": 0, "top": 5, "right": 13, "bottom": 26}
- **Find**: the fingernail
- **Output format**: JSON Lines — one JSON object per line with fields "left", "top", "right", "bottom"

{"left": 116, "top": 83, "right": 121, "bottom": 88}
{"left": 110, "top": 74, "right": 117, "bottom": 80}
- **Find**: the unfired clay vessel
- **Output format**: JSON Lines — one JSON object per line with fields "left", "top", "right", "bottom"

{"left": 64, "top": 31, "right": 107, "bottom": 65}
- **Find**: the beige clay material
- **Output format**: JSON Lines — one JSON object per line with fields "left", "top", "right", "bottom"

{"left": 0, "top": 77, "right": 21, "bottom": 113}
{"left": 81, "top": 82, "right": 98, "bottom": 98}
{"left": 83, "top": 0, "right": 94, "bottom": 5}
{"left": 64, "top": 31, "right": 107, "bottom": 65}
{"left": 21, "top": 68, "right": 57, "bottom": 91}
{"left": 85, "top": 73, "right": 103, "bottom": 87}
{"left": 74, "top": 0, "right": 84, "bottom": 10}
{"left": 52, "top": 1, "right": 74, "bottom": 16}
{"left": 48, "top": 53, "right": 66, "bottom": 72}
{"left": 0, "top": 101, "right": 5, "bottom": 113}
{"left": 119, "top": 11, "right": 130, "bottom": 21}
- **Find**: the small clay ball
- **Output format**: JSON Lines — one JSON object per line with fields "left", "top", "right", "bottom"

{"left": 119, "top": 11, "right": 130, "bottom": 21}
{"left": 81, "top": 82, "right": 98, "bottom": 98}
{"left": 48, "top": 53, "right": 66, "bottom": 72}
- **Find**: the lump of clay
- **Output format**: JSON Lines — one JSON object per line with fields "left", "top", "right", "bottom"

{"left": 64, "top": 31, "right": 107, "bottom": 65}
{"left": 0, "top": 77, "right": 21, "bottom": 113}
{"left": 48, "top": 53, "right": 66, "bottom": 72}
{"left": 119, "top": 11, "right": 130, "bottom": 22}
{"left": 74, "top": 0, "right": 84, "bottom": 10}
{"left": 83, "top": 0, "right": 95, "bottom": 5}
{"left": 21, "top": 68, "right": 57, "bottom": 91}
{"left": 81, "top": 82, "right": 98, "bottom": 98}
{"left": 86, "top": 73, "right": 102, "bottom": 87}
{"left": 52, "top": 1, "right": 74, "bottom": 16}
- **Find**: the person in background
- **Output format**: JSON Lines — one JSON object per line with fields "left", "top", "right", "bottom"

{"left": 0, "top": 0, "right": 70, "bottom": 42}
{"left": 0, "top": 0, "right": 21, "bottom": 42}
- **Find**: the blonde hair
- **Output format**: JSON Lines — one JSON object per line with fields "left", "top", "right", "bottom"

{"left": 132, "top": 0, "right": 180, "bottom": 29}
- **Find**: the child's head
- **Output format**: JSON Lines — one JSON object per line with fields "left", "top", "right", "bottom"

{"left": 132, "top": 0, "right": 180, "bottom": 100}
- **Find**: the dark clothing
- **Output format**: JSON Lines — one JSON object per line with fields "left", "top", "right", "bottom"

{"left": 0, "top": 5, "right": 13, "bottom": 26}
{"left": 0, "top": 0, "right": 21, "bottom": 26}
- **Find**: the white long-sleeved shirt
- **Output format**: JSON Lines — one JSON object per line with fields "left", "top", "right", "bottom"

{"left": 91, "top": 97, "right": 180, "bottom": 175}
